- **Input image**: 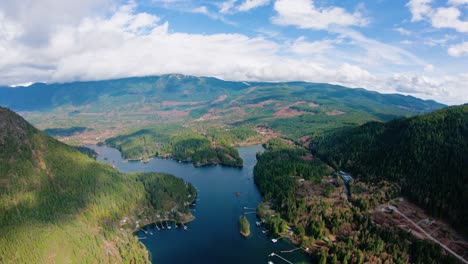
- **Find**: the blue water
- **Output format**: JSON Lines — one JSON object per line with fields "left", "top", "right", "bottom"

{"left": 88, "top": 145, "right": 311, "bottom": 264}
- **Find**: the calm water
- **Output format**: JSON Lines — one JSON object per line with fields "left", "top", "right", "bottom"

{"left": 88, "top": 145, "right": 311, "bottom": 264}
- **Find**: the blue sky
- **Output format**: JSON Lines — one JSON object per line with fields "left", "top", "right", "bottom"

{"left": 0, "top": 0, "right": 467, "bottom": 104}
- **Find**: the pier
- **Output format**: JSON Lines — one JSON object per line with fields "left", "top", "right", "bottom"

{"left": 269, "top": 253, "right": 293, "bottom": 264}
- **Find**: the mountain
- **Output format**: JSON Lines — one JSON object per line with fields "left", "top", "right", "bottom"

{"left": 0, "top": 75, "right": 445, "bottom": 143}
{"left": 0, "top": 107, "right": 196, "bottom": 263}
{"left": 313, "top": 104, "right": 468, "bottom": 236}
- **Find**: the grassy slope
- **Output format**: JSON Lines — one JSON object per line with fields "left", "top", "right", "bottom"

{"left": 0, "top": 107, "right": 195, "bottom": 263}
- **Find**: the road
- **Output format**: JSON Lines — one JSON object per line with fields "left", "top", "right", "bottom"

{"left": 393, "top": 209, "right": 468, "bottom": 264}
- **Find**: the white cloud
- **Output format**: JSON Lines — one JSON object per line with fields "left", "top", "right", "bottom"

{"left": 448, "top": 0, "right": 468, "bottom": 5}
{"left": 0, "top": 0, "right": 114, "bottom": 46}
{"left": 394, "top": 27, "right": 412, "bottom": 35}
{"left": 272, "top": 0, "right": 367, "bottom": 30}
{"left": 448, "top": 42, "right": 468, "bottom": 56}
{"left": 424, "top": 34, "right": 457, "bottom": 46}
{"left": 407, "top": 0, "right": 432, "bottom": 22}
{"left": 331, "top": 27, "right": 427, "bottom": 67}
{"left": 0, "top": 1, "right": 466, "bottom": 105}
{"left": 386, "top": 73, "right": 468, "bottom": 105}
{"left": 219, "top": 0, "right": 269, "bottom": 13}
{"left": 388, "top": 74, "right": 446, "bottom": 95}
{"left": 424, "top": 64, "right": 434, "bottom": 72}
{"left": 192, "top": 6, "right": 209, "bottom": 15}
{"left": 219, "top": 0, "right": 238, "bottom": 13}
{"left": 335, "top": 63, "right": 375, "bottom": 84}
{"left": 431, "top": 7, "right": 468, "bottom": 32}
{"left": 289, "top": 37, "right": 333, "bottom": 55}
{"left": 238, "top": 0, "right": 270, "bottom": 12}
{"left": 407, "top": 0, "right": 468, "bottom": 33}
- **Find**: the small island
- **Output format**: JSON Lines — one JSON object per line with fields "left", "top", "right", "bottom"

{"left": 239, "top": 215, "right": 251, "bottom": 237}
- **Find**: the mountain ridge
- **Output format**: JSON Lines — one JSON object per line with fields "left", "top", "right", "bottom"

{"left": 0, "top": 74, "right": 446, "bottom": 111}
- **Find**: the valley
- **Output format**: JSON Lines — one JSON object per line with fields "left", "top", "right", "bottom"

{"left": 0, "top": 76, "right": 466, "bottom": 263}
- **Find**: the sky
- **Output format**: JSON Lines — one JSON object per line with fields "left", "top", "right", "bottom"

{"left": 0, "top": 0, "right": 467, "bottom": 105}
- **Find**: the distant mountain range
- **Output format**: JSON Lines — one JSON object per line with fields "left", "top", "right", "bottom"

{"left": 0, "top": 74, "right": 447, "bottom": 143}
{"left": 0, "top": 74, "right": 444, "bottom": 112}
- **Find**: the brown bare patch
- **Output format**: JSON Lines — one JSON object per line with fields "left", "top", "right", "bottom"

{"left": 372, "top": 199, "right": 468, "bottom": 261}
{"left": 156, "top": 110, "right": 189, "bottom": 118}
{"left": 274, "top": 108, "right": 303, "bottom": 118}
{"left": 326, "top": 110, "right": 345, "bottom": 116}
{"left": 245, "top": 100, "right": 277, "bottom": 108}
{"left": 273, "top": 101, "right": 310, "bottom": 118}
{"left": 212, "top": 95, "right": 228, "bottom": 104}
{"left": 228, "top": 107, "right": 247, "bottom": 116}
{"left": 161, "top": 101, "right": 203, "bottom": 107}
{"left": 196, "top": 108, "right": 222, "bottom": 121}
{"left": 308, "top": 102, "right": 320, "bottom": 107}
{"left": 300, "top": 153, "right": 314, "bottom": 161}
{"left": 0, "top": 179, "right": 10, "bottom": 189}
{"left": 298, "top": 135, "right": 311, "bottom": 145}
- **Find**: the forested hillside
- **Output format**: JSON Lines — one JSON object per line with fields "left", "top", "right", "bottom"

{"left": 314, "top": 104, "right": 468, "bottom": 236}
{"left": 0, "top": 107, "right": 196, "bottom": 263}
{"left": 254, "top": 138, "right": 459, "bottom": 263}
{"left": 105, "top": 124, "right": 248, "bottom": 167}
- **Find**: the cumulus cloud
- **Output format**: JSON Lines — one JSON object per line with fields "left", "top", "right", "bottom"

{"left": 431, "top": 7, "right": 468, "bottom": 32}
{"left": 407, "top": 0, "right": 468, "bottom": 32}
{"left": 385, "top": 73, "right": 468, "bottom": 105}
{"left": 0, "top": 0, "right": 114, "bottom": 46}
{"left": 272, "top": 0, "right": 367, "bottom": 30}
{"left": 407, "top": 0, "right": 432, "bottom": 22}
{"left": 448, "top": 42, "right": 468, "bottom": 56}
{"left": 0, "top": 1, "right": 466, "bottom": 104}
{"left": 0, "top": 2, "right": 347, "bottom": 86}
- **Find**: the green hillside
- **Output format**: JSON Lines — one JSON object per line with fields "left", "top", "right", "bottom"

{"left": 0, "top": 75, "right": 445, "bottom": 144}
{"left": 105, "top": 124, "right": 247, "bottom": 167}
{"left": 0, "top": 107, "right": 196, "bottom": 263}
{"left": 313, "top": 104, "right": 468, "bottom": 235}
